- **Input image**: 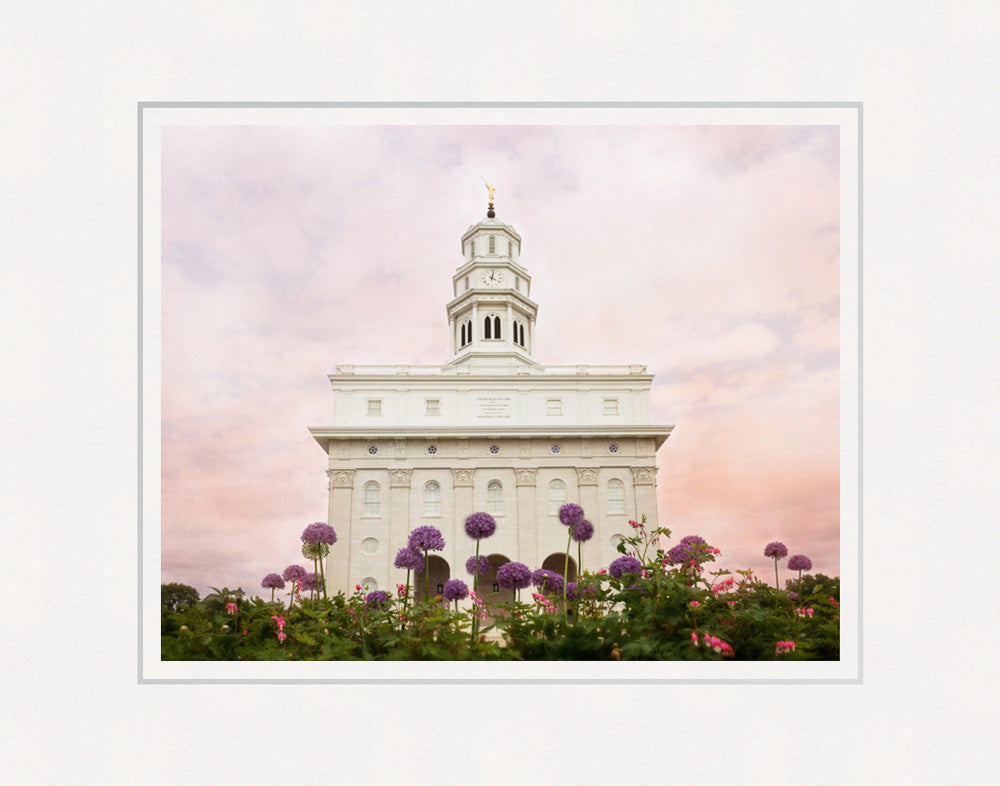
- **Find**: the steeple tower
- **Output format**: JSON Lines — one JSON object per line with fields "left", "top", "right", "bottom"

{"left": 445, "top": 186, "right": 539, "bottom": 367}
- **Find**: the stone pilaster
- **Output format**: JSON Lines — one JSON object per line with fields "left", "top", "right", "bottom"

{"left": 630, "top": 466, "right": 658, "bottom": 528}
{"left": 389, "top": 469, "right": 413, "bottom": 558}
{"left": 515, "top": 468, "right": 537, "bottom": 566}
{"left": 326, "top": 469, "right": 355, "bottom": 595}
{"left": 452, "top": 468, "right": 474, "bottom": 533}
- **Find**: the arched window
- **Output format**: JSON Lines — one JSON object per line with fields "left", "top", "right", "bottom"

{"left": 363, "top": 481, "right": 381, "bottom": 517}
{"left": 493, "top": 315, "right": 501, "bottom": 339}
{"left": 487, "top": 480, "right": 504, "bottom": 516}
{"left": 519, "top": 323, "right": 525, "bottom": 347}
{"left": 512, "top": 320, "right": 519, "bottom": 346}
{"left": 607, "top": 478, "right": 625, "bottom": 515}
{"left": 460, "top": 322, "right": 466, "bottom": 346}
{"left": 548, "top": 479, "right": 567, "bottom": 515}
{"left": 488, "top": 235, "right": 495, "bottom": 254}
{"left": 424, "top": 481, "right": 441, "bottom": 517}
{"left": 466, "top": 320, "right": 472, "bottom": 345}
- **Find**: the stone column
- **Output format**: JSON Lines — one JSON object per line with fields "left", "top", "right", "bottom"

{"left": 575, "top": 467, "right": 600, "bottom": 577}
{"left": 472, "top": 303, "right": 479, "bottom": 346}
{"left": 506, "top": 302, "right": 513, "bottom": 349}
{"left": 449, "top": 315, "right": 456, "bottom": 355}
{"left": 529, "top": 316, "right": 536, "bottom": 354}
{"left": 515, "top": 468, "right": 538, "bottom": 567}
{"left": 326, "top": 468, "right": 355, "bottom": 596}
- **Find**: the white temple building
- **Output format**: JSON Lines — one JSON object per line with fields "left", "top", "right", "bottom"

{"left": 310, "top": 191, "right": 673, "bottom": 597}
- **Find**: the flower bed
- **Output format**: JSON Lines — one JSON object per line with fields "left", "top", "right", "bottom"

{"left": 161, "top": 512, "right": 839, "bottom": 661}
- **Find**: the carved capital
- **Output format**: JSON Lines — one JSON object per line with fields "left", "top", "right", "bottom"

{"left": 389, "top": 468, "right": 413, "bottom": 487}
{"left": 575, "top": 467, "right": 598, "bottom": 486}
{"left": 630, "top": 466, "right": 657, "bottom": 486}
{"left": 327, "top": 468, "right": 356, "bottom": 489}
{"left": 452, "top": 468, "right": 474, "bottom": 487}
{"left": 515, "top": 468, "right": 537, "bottom": 487}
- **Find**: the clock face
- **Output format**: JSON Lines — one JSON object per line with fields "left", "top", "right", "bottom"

{"left": 481, "top": 269, "right": 504, "bottom": 287}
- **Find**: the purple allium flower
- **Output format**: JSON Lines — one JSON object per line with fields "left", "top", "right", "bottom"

{"left": 609, "top": 555, "right": 643, "bottom": 578}
{"left": 261, "top": 573, "right": 285, "bottom": 590}
{"left": 408, "top": 525, "right": 445, "bottom": 553}
{"left": 786, "top": 591, "right": 800, "bottom": 601}
{"left": 300, "top": 572, "right": 319, "bottom": 591}
{"left": 464, "top": 512, "right": 497, "bottom": 540}
{"left": 394, "top": 546, "right": 424, "bottom": 572}
{"left": 301, "top": 521, "right": 337, "bottom": 546}
{"left": 365, "top": 590, "right": 390, "bottom": 609}
{"left": 496, "top": 561, "right": 533, "bottom": 591}
{"left": 531, "top": 569, "right": 565, "bottom": 596}
{"left": 558, "top": 503, "right": 585, "bottom": 526}
{"left": 443, "top": 579, "right": 469, "bottom": 602}
{"left": 788, "top": 555, "right": 812, "bottom": 572}
{"left": 764, "top": 541, "right": 788, "bottom": 560}
{"left": 282, "top": 564, "right": 307, "bottom": 582}
{"left": 566, "top": 582, "right": 597, "bottom": 601}
{"left": 571, "top": 518, "right": 594, "bottom": 543}
{"left": 466, "top": 555, "right": 491, "bottom": 576}
{"left": 667, "top": 535, "right": 712, "bottom": 565}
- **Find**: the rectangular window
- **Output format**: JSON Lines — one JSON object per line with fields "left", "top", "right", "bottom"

{"left": 603, "top": 398, "right": 619, "bottom": 416}
{"left": 488, "top": 236, "right": 495, "bottom": 254}
{"left": 425, "top": 399, "right": 440, "bottom": 416}
{"left": 367, "top": 399, "right": 382, "bottom": 416}
{"left": 547, "top": 399, "right": 562, "bottom": 416}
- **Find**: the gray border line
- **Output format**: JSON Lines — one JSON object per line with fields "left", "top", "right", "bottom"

{"left": 139, "top": 101, "right": 862, "bottom": 685}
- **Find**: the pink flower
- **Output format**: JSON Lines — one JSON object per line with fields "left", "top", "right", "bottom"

{"left": 225, "top": 602, "right": 238, "bottom": 614}
{"left": 355, "top": 584, "right": 362, "bottom": 591}
{"left": 277, "top": 631, "right": 287, "bottom": 643}
{"left": 598, "top": 568, "right": 607, "bottom": 575}
{"left": 691, "top": 631, "right": 699, "bottom": 645}
{"left": 690, "top": 600, "right": 700, "bottom": 608}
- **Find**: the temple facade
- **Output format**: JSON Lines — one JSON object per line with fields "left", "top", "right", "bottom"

{"left": 309, "top": 193, "right": 672, "bottom": 596}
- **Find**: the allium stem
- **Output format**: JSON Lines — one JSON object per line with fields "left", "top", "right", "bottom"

{"left": 773, "top": 557, "right": 780, "bottom": 590}
{"left": 472, "top": 541, "right": 481, "bottom": 639}
{"left": 563, "top": 527, "right": 573, "bottom": 616}
{"left": 424, "top": 553, "right": 430, "bottom": 602}
{"left": 318, "top": 554, "right": 327, "bottom": 600}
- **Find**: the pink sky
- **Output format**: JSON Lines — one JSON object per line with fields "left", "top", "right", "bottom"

{"left": 159, "top": 123, "right": 841, "bottom": 599}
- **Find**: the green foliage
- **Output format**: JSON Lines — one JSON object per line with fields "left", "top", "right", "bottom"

{"left": 161, "top": 582, "right": 200, "bottom": 613}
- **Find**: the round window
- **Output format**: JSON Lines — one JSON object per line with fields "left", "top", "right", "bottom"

{"left": 551, "top": 444, "right": 561, "bottom": 454}
{"left": 489, "top": 444, "right": 500, "bottom": 454}
{"left": 609, "top": 444, "right": 619, "bottom": 453}
{"left": 367, "top": 445, "right": 378, "bottom": 455}
{"left": 428, "top": 445, "right": 438, "bottom": 454}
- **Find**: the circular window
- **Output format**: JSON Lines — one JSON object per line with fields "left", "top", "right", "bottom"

{"left": 489, "top": 444, "right": 500, "bottom": 454}
{"left": 361, "top": 577, "right": 378, "bottom": 592}
{"left": 361, "top": 538, "right": 379, "bottom": 555}
{"left": 610, "top": 534, "right": 625, "bottom": 550}
{"left": 367, "top": 445, "right": 378, "bottom": 455}
{"left": 427, "top": 445, "right": 438, "bottom": 454}
{"left": 551, "top": 444, "right": 561, "bottom": 454}
{"left": 609, "top": 443, "right": 619, "bottom": 453}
